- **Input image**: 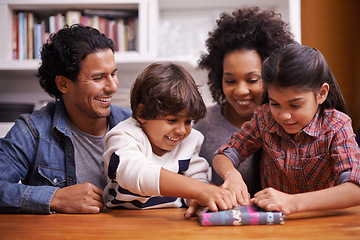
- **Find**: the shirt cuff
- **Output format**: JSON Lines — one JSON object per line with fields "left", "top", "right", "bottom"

{"left": 21, "top": 185, "right": 59, "bottom": 214}
{"left": 337, "top": 171, "right": 351, "bottom": 185}
{"left": 222, "top": 147, "right": 241, "bottom": 168}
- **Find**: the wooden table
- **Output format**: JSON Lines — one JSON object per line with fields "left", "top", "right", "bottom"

{"left": 1, "top": 206, "right": 360, "bottom": 240}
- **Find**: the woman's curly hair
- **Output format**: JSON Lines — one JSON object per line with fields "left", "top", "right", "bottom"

{"left": 199, "top": 7, "right": 295, "bottom": 104}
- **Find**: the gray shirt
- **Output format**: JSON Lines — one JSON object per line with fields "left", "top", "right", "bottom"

{"left": 67, "top": 120, "right": 108, "bottom": 190}
{"left": 193, "top": 104, "right": 261, "bottom": 196}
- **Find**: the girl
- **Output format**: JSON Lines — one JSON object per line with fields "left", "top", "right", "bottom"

{"left": 193, "top": 7, "right": 295, "bottom": 197}
{"left": 103, "top": 62, "right": 236, "bottom": 212}
{"left": 212, "top": 44, "right": 360, "bottom": 215}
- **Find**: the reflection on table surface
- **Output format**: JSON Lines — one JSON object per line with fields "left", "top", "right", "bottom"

{"left": 1, "top": 205, "right": 359, "bottom": 239}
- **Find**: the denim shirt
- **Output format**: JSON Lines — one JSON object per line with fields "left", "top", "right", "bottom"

{"left": 0, "top": 99, "right": 131, "bottom": 214}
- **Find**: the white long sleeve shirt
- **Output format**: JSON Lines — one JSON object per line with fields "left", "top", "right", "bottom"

{"left": 103, "top": 117, "right": 211, "bottom": 209}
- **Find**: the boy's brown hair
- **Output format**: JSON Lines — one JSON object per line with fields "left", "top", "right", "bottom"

{"left": 130, "top": 62, "right": 206, "bottom": 123}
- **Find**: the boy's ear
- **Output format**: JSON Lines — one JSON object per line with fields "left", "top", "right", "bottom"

{"left": 55, "top": 76, "right": 71, "bottom": 94}
{"left": 317, "top": 83, "right": 329, "bottom": 104}
{"left": 136, "top": 104, "right": 146, "bottom": 124}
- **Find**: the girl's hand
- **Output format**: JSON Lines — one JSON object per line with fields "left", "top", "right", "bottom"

{"left": 221, "top": 170, "right": 250, "bottom": 206}
{"left": 250, "top": 187, "right": 295, "bottom": 215}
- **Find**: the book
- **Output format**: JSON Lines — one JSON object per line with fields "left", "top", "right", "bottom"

{"left": 12, "top": 12, "right": 18, "bottom": 59}
{"left": 26, "top": 11, "right": 34, "bottom": 59}
{"left": 83, "top": 9, "right": 136, "bottom": 18}
{"left": 198, "top": 205, "right": 286, "bottom": 226}
{"left": 66, "top": 11, "right": 81, "bottom": 26}
{"left": 18, "top": 12, "right": 27, "bottom": 60}
{"left": 33, "top": 23, "right": 42, "bottom": 59}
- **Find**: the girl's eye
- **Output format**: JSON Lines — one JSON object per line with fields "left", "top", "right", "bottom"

{"left": 270, "top": 102, "right": 279, "bottom": 106}
{"left": 291, "top": 104, "right": 301, "bottom": 108}
{"left": 167, "top": 119, "right": 177, "bottom": 123}
{"left": 185, "top": 120, "right": 192, "bottom": 125}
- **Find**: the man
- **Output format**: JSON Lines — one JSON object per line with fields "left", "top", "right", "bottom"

{"left": 0, "top": 24, "right": 131, "bottom": 214}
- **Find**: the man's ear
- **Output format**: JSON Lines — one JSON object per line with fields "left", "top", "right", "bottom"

{"left": 317, "top": 83, "right": 330, "bottom": 104}
{"left": 136, "top": 104, "right": 146, "bottom": 124}
{"left": 55, "top": 76, "right": 71, "bottom": 94}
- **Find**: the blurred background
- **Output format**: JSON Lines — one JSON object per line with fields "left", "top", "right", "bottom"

{"left": 0, "top": 0, "right": 359, "bottom": 135}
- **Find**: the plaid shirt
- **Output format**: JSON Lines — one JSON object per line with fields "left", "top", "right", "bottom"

{"left": 218, "top": 104, "right": 360, "bottom": 194}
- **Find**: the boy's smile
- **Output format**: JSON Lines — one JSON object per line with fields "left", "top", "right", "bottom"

{"left": 139, "top": 114, "right": 192, "bottom": 156}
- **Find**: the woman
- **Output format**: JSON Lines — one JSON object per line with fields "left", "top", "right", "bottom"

{"left": 194, "top": 7, "right": 295, "bottom": 196}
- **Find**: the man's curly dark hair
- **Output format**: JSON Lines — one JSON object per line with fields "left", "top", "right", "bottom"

{"left": 199, "top": 7, "right": 295, "bottom": 104}
{"left": 37, "top": 24, "right": 114, "bottom": 99}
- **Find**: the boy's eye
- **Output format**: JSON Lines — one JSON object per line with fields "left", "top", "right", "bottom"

{"left": 185, "top": 120, "right": 192, "bottom": 125}
{"left": 167, "top": 119, "right": 177, "bottom": 123}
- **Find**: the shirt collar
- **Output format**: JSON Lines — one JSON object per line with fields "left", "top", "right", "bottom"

{"left": 52, "top": 98, "right": 69, "bottom": 136}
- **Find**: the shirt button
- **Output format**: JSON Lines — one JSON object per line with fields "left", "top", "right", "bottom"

{"left": 53, "top": 178, "right": 58, "bottom": 183}
{"left": 355, "top": 165, "right": 360, "bottom": 170}
{"left": 68, "top": 149, "right": 72, "bottom": 153}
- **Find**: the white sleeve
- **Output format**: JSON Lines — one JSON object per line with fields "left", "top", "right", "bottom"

{"left": 103, "top": 120, "right": 162, "bottom": 197}
{"left": 182, "top": 129, "right": 211, "bottom": 184}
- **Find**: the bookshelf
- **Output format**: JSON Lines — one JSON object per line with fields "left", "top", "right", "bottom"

{"left": 0, "top": 0, "right": 157, "bottom": 70}
{"left": 0, "top": 0, "right": 300, "bottom": 109}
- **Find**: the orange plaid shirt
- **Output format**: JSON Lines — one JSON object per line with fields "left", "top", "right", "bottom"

{"left": 218, "top": 104, "right": 360, "bottom": 193}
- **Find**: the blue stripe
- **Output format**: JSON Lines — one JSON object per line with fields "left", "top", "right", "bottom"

{"left": 108, "top": 152, "right": 120, "bottom": 179}
{"left": 178, "top": 159, "right": 190, "bottom": 173}
{"left": 110, "top": 196, "right": 186, "bottom": 209}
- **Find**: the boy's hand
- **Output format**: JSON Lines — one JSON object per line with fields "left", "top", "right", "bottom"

{"left": 221, "top": 170, "right": 250, "bottom": 206}
{"left": 184, "top": 199, "right": 201, "bottom": 219}
{"left": 198, "top": 184, "right": 237, "bottom": 212}
{"left": 184, "top": 184, "right": 237, "bottom": 219}
{"left": 250, "top": 187, "right": 295, "bottom": 215}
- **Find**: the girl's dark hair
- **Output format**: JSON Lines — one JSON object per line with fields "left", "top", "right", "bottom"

{"left": 130, "top": 62, "right": 207, "bottom": 123}
{"left": 37, "top": 24, "right": 114, "bottom": 99}
{"left": 262, "top": 43, "right": 349, "bottom": 115}
{"left": 199, "top": 7, "right": 295, "bottom": 104}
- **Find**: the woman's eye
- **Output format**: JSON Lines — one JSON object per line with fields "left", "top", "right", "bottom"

{"left": 223, "top": 78, "right": 235, "bottom": 84}
{"left": 248, "top": 77, "right": 261, "bottom": 83}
